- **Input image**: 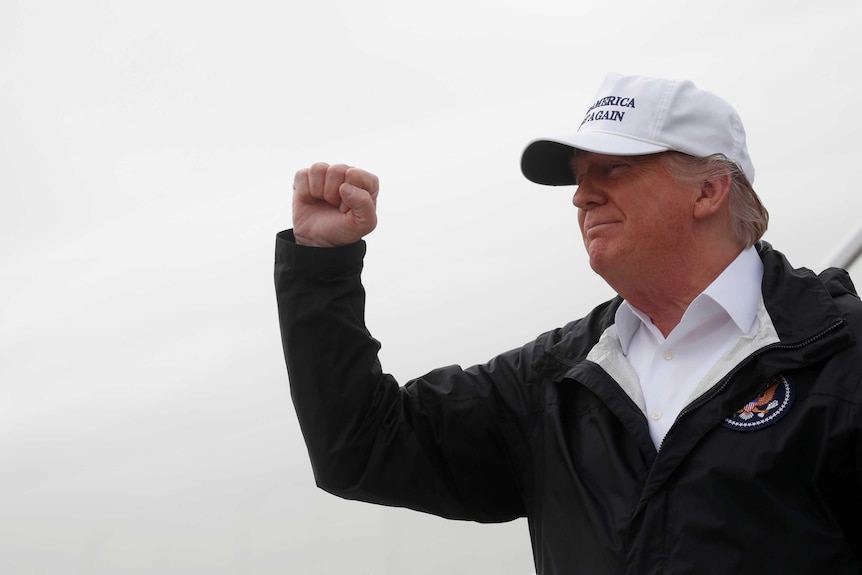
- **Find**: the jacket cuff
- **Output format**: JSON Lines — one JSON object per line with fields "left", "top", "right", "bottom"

{"left": 274, "top": 229, "right": 366, "bottom": 277}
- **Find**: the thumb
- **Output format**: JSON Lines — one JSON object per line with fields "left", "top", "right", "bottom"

{"left": 339, "top": 184, "right": 378, "bottom": 228}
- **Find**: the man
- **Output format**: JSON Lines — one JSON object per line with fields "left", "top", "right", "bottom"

{"left": 275, "top": 74, "right": 862, "bottom": 573}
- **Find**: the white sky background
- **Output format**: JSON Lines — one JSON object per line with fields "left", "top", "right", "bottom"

{"left": 2, "top": 0, "right": 862, "bottom": 573}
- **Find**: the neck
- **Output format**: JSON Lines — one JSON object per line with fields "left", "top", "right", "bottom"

{"left": 614, "top": 242, "right": 744, "bottom": 338}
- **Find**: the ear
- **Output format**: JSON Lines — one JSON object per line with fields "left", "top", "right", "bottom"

{"left": 692, "top": 170, "right": 732, "bottom": 220}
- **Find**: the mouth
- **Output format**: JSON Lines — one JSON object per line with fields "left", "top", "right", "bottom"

{"left": 584, "top": 220, "right": 621, "bottom": 236}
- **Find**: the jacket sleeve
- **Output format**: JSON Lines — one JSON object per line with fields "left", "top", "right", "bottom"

{"left": 274, "top": 230, "right": 542, "bottom": 523}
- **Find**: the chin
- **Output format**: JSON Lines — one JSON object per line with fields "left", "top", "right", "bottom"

{"left": 586, "top": 242, "right": 612, "bottom": 267}
{"left": 586, "top": 245, "right": 624, "bottom": 284}
{"left": 587, "top": 252, "right": 611, "bottom": 277}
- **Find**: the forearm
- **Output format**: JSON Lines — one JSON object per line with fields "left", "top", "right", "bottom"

{"left": 273, "top": 229, "right": 527, "bottom": 521}
{"left": 274, "top": 230, "right": 386, "bottom": 485}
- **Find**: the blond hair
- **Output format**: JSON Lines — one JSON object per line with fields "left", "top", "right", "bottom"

{"left": 657, "top": 152, "right": 769, "bottom": 247}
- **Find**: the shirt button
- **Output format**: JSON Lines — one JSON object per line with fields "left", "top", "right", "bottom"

{"left": 650, "top": 410, "right": 663, "bottom": 421}
{"left": 663, "top": 350, "right": 674, "bottom": 361}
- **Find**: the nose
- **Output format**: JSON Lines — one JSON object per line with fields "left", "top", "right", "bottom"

{"left": 572, "top": 177, "right": 605, "bottom": 210}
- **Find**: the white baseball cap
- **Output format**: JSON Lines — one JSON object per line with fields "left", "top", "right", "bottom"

{"left": 521, "top": 73, "right": 755, "bottom": 186}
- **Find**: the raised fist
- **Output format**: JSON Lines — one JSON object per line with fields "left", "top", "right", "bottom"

{"left": 292, "top": 163, "right": 379, "bottom": 247}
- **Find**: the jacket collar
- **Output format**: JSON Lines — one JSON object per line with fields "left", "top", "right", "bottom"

{"left": 542, "top": 242, "right": 856, "bottom": 374}
{"left": 757, "top": 241, "right": 856, "bottom": 356}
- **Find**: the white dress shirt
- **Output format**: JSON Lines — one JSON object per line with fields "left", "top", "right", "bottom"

{"left": 613, "top": 246, "right": 765, "bottom": 448}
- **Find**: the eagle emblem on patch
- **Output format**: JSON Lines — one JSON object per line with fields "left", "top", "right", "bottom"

{"left": 722, "top": 375, "right": 794, "bottom": 431}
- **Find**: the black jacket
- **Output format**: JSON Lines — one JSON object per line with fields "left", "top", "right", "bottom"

{"left": 275, "top": 231, "right": 862, "bottom": 574}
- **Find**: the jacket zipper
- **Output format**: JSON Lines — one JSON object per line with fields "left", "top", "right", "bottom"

{"left": 657, "top": 318, "right": 846, "bottom": 453}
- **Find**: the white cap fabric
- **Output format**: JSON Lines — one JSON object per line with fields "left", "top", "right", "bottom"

{"left": 521, "top": 73, "right": 755, "bottom": 186}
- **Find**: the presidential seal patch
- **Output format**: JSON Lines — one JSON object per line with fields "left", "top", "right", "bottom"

{"left": 722, "top": 375, "right": 794, "bottom": 431}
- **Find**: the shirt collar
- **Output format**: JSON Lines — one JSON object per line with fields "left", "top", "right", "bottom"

{"left": 614, "top": 246, "right": 764, "bottom": 353}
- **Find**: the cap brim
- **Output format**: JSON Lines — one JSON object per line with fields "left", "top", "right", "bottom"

{"left": 521, "top": 132, "right": 671, "bottom": 186}
{"left": 520, "top": 140, "right": 578, "bottom": 186}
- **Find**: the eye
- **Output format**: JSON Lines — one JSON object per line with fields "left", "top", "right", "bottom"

{"left": 605, "top": 162, "right": 629, "bottom": 175}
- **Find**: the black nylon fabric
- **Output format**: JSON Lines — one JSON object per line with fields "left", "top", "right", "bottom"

{"left": 275, "top": 232, "right": 862, "bottom": 574}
